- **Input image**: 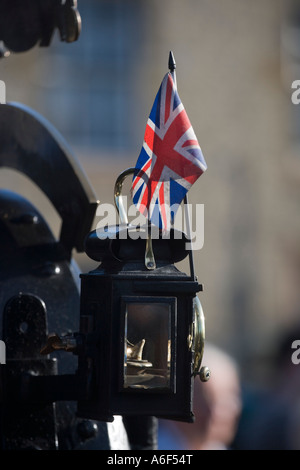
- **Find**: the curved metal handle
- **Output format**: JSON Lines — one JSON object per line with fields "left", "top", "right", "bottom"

{"left": 114, "top": 168, "right": 135, "bottom": 225}
{"left": 114, "top": 168, "right": 156, "bottom": 270}
{"left": 192, "top": 296, "right": 210, "bottom": 381}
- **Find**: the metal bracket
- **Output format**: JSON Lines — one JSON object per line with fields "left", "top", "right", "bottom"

{"left": 0, "top": 102, "right": 99, "bottom": 256}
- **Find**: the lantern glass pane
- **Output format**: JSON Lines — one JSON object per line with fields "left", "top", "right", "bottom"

{"left": 124, "top": 302, "right": 172, "bottom": 390}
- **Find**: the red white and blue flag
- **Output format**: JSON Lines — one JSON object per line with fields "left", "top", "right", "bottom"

{"left": 132, "top": 72, "right": 207, "bottom": 231}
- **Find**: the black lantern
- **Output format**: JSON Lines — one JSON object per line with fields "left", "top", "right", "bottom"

{"left": 76, "top": 169, "right": 209, "bottom": 423}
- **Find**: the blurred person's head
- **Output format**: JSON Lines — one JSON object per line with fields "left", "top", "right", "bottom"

{"left": 195, "top": 344, "right": 242, "bottom": 449}
{"left": 160, "top": 343, "right": 242, "bottom": 450}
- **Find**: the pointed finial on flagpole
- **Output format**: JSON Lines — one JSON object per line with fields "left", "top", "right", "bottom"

{"left": 168, "top": 51, "right": 177, "bottom": 89}
{"left": 168, "top": 50, "right": 176, "bottom": 72}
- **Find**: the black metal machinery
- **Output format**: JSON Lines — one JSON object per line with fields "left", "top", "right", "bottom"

{"left": 0, "top": 101, "right": 117, "bottom": 450}
{"left": 0, "top": 0, "right": 81, "bottom": 55}
{"left": 0, "top": 0, "right": 209, "bottom": 451}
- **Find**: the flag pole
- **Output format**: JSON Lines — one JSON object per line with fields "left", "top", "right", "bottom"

{"left": 168, "top": 51, "right": 195, "bottom": 281}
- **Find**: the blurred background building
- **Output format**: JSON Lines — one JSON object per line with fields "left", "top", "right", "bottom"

{"left": 1, "top": 0, "right": 300, "bottom": 398}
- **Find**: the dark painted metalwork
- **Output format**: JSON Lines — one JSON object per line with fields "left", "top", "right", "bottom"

{"left": 0, "top": 102, "right": 98, "bottom": 256}
{"left": 0, "top": 0, "right": 81, "bottom": 54}
{"left": 0, "top": 102, "right": 113, "bottom": 450}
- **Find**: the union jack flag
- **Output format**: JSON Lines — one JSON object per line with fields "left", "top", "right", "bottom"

{"left": 132, "top": 71, "right": 207, "bottom": 231}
